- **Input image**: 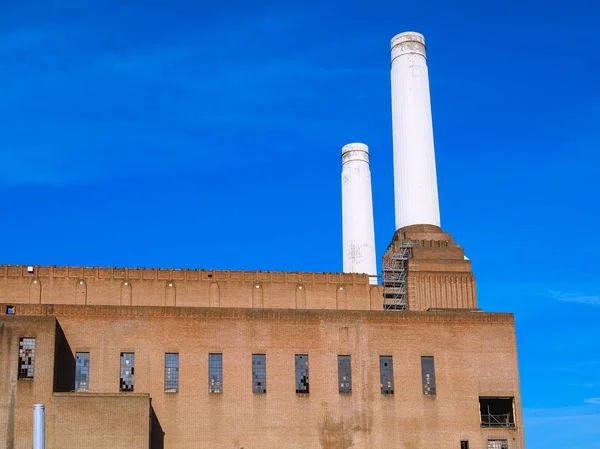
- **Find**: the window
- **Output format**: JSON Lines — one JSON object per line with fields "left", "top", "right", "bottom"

{"left": 480, "top": 397, "right": 515, "bottom": 428}
{"left": 164, "top": 353, "right": 179, "bottom": 393}
{"left": 6, "top": 305, "right": 14, "bottom": 315}
{"left": 380, "top": 356, "right": 394, "bottom": 394}
{"left": 18, "top": 338, "right": 35, "bottom": 379}
{"left": 421, "top": 356, "right": 436, "bottom": 395}
{"left": 295, "top": 354, "right": 309, "bottom": 394}
{"left": 338, "top": 355, "right": 352, "bottom": 394}
{"left": 74, "top": 352, "right": 90, "bottom": 391}
{"left": 120, "top": 352, "right": 135, "bottom": 392}
{"left": 487, "top": 439, "right": 508, "bottom": 449}
{"left": 461, "top": 441, "right": 469, "bottom": 449}
{"left": 209, "top": 353, "right": 222, "bottom": 394}
{"left": 252, "top": 354, "right": 267, "bottom": 394}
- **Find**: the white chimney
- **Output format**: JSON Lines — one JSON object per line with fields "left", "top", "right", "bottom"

{"left": 33, "top": 404, "right": 45, "bottom": 449}
{"left": 390, "top": 32, "right": 441, "bottom": 230}
{"left": 342, "top": 143, "right": 377, "bottom": 284}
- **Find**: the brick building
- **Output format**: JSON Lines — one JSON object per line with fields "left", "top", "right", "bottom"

{"left": 0, "top": 31, "right": 524, "bottom": 449}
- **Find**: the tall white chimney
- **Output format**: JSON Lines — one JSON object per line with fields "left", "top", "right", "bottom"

{"left": 390, "top": 32, "right": 441, "bottom": 230}
{"left": 342, "top": 143, "right": 377, "bottom": 284}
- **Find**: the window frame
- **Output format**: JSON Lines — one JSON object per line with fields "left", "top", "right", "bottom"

{"left": 208, "top": 353, "right": 223, "bottom": 394}
{"left": 74, "top": 352, "right": 90, "bottom": 391}
{"left": 295, "top": 354, "right": 309, "bottom": 394}
{"left": 18, "top": 337, "right": 36, "bottom": 379}
{"left": 252, "top": 354, "right": 267, "bottom": 394}
{"left": 337, "top": 355, "right": 352, "bottom": 394}
{"left": 119, "top": 352, "right": 135, "bottom": 392}
{"left": 421, "top": 355, "right": 436, "bottom": 395}
{"left": 379, "top": 355, "right": 394, "bottom": 395}
{"left": 164, "top": 353, "right": 179, "bottom": 393}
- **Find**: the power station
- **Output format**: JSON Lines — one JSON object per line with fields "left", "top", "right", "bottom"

{"left": 0, "top": 32, "right": 524, "bottom": 449}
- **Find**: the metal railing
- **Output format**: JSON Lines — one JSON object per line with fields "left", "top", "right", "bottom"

{"left": 481, "top": 413, "right": 515, "bottom": 428}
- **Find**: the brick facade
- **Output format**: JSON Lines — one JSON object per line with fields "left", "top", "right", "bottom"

{"left": 1, "top": 303, "right": 525, "bottom": 449}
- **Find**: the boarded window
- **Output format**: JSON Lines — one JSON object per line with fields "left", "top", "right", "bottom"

{"left": 480, "top": 397, "right": 515, "bottom": 428}
{"left": 338, "top": 355, "right": 352, "bottom": 394}
{"left": 461, "top": 441, "right": 469, "bottom": 449}
{"left": 209, "top": 353, "right": 222, "bottom": 394}
{"left": 252, "top": 354, "right": 267, "bottom": 394}
{"left": 421, "top": 356, "right": 436, "bottom": 395}
{"left": 295, "top": 354, "right": 309, "bottom": 394}
{"left": 74, "top": 352, "right": 90, "bottom": 391}
{"left": 487, "top": 439, "right": 509, "bottom": 449}
{"left": 380, "top": 356, "right": 394, "bottom": 394}
{"left": 120, "top": 352, "right": 135, "bottom": 392}
{"left": 18, "top": 338, "right": 35, "bottom": 379}
{"left": 164, "top": 353, "right": 179, "bottom": 393}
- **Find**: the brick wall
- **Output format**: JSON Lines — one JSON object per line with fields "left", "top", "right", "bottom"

{"left": 0, "top": 266, "right": 382, "bottom": 311}
{"left": 50, "top": 393, "right": 150, "bottom": 449}
{"left": 1, "top": 305, "right": 524, "bottom": 449}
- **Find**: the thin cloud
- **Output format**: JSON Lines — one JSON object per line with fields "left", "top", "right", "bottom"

{"left": 0, "top": 3, "right": 385, "bottom": 186}
{"left": 584, "top": 398, "right": 600, "bottom": 405}
{"left": 548, "top": 290, "right": 600, "bottom": 306}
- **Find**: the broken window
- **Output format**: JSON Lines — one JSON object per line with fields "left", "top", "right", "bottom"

{"left": 487, "top": 439, "right": 509, "bottom": 449}
{"left": 18, "top": 338, "right": 35, "bottom": 379}
{"left": 252, "top": 354, "right": 266, "bottom": 394}
{"left": 480, "top": 397, "right": 515, "bottom": 428}
{"left": 461, "top": 441, "right": 469, "bottom": 449}
{"left": 338, "top": 355, "right": 352, "bottom": 394}
{"left": 209, "top": 353, "right": 222, "bottom": 394}
{"left": 164, "top": 353, "right": 179, "bottom": 393}
{"left": 380, "top": 356, "right": 394, "bottom": 394}
{"left": 74, "top": 352, "right": 90, "bottom": 391}
{"left": 120, "top": 352, "right": 135, "bottom": 392}
{"left": 295, "top": 354, "right": 309, "bottom": 394}
{"left": 421, "top": 356, "right": 436, "bottom": 395}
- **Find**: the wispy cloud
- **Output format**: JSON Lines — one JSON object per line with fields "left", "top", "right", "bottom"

{"left": 548, "top": 290, "right": 600, "bottom": 306}
{"left": 0, "top": 2, "right": 386, "bottom": 186}
{"left": 526, "top": 403, "right": 600, "bottom": 419}
{"left": 584, "top": 398, "right": 600, "bottom": 405}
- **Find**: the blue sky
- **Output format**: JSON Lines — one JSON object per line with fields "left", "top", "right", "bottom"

{"left": 1, "top": 0, "right": 599, "bottom": 447}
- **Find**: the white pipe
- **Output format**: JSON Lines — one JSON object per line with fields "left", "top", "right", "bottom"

{"left": 33, "top": 404, "right": 45, "bottom": 449}
{"left": 390, "top": 32, "right": 441, "bottom": 230}
{"left": 342, "top": 143, "right": 378, "bottom": 284}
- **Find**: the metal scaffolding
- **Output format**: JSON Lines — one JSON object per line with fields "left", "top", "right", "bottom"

{"left": 382, "top": 240, "right": 419, "bottom": 310}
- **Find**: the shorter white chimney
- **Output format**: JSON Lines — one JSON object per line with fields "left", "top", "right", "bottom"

{"left": 33, "top": 404, "right": 45, "bottom": 449}
{"left": 342, "top": 143, "right": 377, "bottom": 284}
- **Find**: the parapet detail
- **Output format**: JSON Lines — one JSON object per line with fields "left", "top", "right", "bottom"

{"left": 1, "top": 303, "right": 513, "bottom": 325}
{"left": 382, "top": 225, "right": 477, "bottom": 311}
{"left": 0, "top": 265, "right": 383, "bottom": 311}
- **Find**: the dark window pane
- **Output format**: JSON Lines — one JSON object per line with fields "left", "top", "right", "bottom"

{"left": 338, "top": 355, "right": 352, "bottom": 394}
{"left": 421, "top": 356, "right": 436, "bottom": 395}
{"left": 480, "top": 397, "right": 515, "bottom": 428}
{"left": 295, "top": 354, "right": 309, "bottom": 394}
{"left": 380, "top": 356, "right": 394, "bottom": 394}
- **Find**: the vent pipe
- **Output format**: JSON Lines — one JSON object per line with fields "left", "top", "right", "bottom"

{"left": 33, "top": 404, "right": 45, "bottom": 449}
{"left": 390, "top": 32, "right": 440, "bottom": 230}
{"left": 342, "top": 143, "right": 377, "bottom": 284}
